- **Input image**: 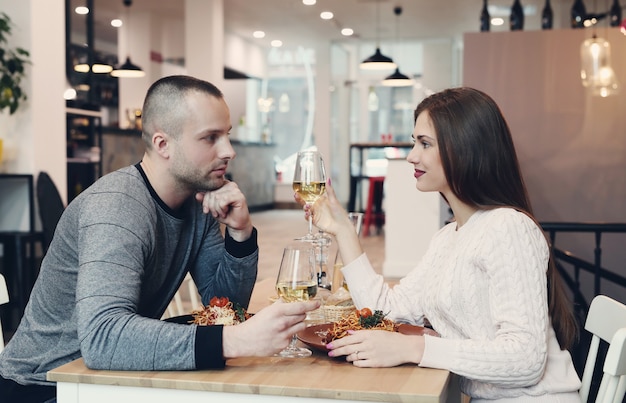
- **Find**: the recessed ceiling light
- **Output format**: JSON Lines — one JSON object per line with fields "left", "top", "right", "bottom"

{"left": 320, "top": 11, "right": 333, "bottom": 20}
{"left": 111, "top": 19, "right": 123, "bottom": 28}
{"left": 302, "top": 0, "right": 316, "bottom": 5}
{"left": 491, "top": 17, "right": 504, "bottom": 26}
{"left": 253, "top": 30, "right": 266, "bottom": 39}
{"left": 341, "top": 28, "right": 354, "bottom": 36}
{"left": 271, "top": 40, "right": 283, "bottom": 47}
{"left": 75, "top": 6, "right": 89, "bottom": 15}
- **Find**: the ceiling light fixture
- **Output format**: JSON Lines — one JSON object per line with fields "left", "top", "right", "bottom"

{"left": 360, "top": 0, "right": 396, "bottom": 71}
{"left": 74, "top": 56, "right": 113, "bottom": 74}
{"left": 382, "top": 6, "right": 413, "bottom": 87}
{"left": 111, "top": 0, "right": 145, "bottom": 78}
{"left": 579, "top": 0, "right": 619, "bottom": 97}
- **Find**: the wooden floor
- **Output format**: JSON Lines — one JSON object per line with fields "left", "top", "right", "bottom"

{"left": 253, "top": 209, "right": 385, "bottom": 282}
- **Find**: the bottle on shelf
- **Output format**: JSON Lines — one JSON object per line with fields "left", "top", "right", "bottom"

{"left": 510, "top": 0, "right": 524, "bottom": 31}
{"left": 480, "top": 0, "right": 491, "bottom": 32}
{"left": 571, "top": 0, "right": 587, "bottom": 28}
{"left": 610, "top": 0, "right": 622, "bottom": 27}
{"left": 542, "top": 0, "right": 554, "bottom": 29}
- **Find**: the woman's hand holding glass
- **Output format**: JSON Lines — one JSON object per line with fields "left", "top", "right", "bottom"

{"left": 292, "top": 150, "right": 327, "bottom": 241}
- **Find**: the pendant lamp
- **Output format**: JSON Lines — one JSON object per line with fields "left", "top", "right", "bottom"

{"left": 74, "top": 57, "right": 113, "bottom": 74}
{"left": 111, "top": 0, "right": 145, "bottom": 78}
{"left": 360, "top": 0, "right": 396, "bottom": 70}
{"left": 580, "top": 35, "right": 619, "bottom": 97}
{"left": 382, "top": 6, "right": 413, "bottom": 87}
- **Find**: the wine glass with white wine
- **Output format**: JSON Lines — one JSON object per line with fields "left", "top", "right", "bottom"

{"left": 275, "top": 243, "right": 318, "bottom": 358}
{"left": 292, "top": 150, "right": 327, "bottom": 242}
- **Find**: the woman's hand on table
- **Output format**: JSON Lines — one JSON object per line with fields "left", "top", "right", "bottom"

{"left": 326, "top": 330, "right": 425, "bottom": 368}
{"left": 222, "top": 299, "right": 320, "bottom": 358}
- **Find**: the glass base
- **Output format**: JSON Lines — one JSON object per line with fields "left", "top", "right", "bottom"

{"left": 275, "top": 346, "right": 312, "bottom": 358}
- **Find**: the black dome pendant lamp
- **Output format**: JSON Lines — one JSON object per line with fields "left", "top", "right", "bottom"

{"left": 111, "top": 0, "right": 145, "bottom": 78}
{"left": 382, "top": 6, "right": 413, "bottom": 87}
{"left": 360, "top": 0, "right": 396, "bottom": 71}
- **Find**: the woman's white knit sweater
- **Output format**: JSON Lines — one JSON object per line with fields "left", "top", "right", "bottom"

{"left": 342, "top": 208, "right": 581, "bottom": 401}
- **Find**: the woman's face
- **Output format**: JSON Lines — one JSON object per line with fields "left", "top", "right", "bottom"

{"left": 406, "top": 111, "right": 450, "bottom": 195}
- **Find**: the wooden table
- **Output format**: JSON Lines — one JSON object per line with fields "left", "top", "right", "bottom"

{"left": 47, "top": 278, "right": 460, "bottom": 403}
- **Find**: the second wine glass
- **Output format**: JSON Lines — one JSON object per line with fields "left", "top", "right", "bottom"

{"left": 292, "top": 150, "right": 326, "bottom": 241}
{"left": 275, "top": 243, "right": 318, "bottom": 358}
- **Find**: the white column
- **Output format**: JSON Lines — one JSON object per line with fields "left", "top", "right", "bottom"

{"left": 0, "top": 0, "right": 67, "bottom": 205}
{"left": 184, "top": 0, "right": 224, "bottom": 89}
{"left": 117, "top": 10, "right": 152, "bottom": 129}
{"left": 313, "top": 42, "right": 331, "bottom": 176}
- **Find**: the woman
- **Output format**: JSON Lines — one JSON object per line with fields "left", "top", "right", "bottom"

{"left": 300, "top": 87, "right": 581, "bottom": 401}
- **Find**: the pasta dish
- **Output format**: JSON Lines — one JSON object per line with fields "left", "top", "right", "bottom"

{"left": 323, "top": 308, "right": 397, "bottom": 343}
{"left": 190, "top": 296, "right": 250, "bottom": 326}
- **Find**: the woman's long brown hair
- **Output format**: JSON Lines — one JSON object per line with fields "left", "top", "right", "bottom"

{"left": 414, "top": 87, "right": 578, "bottom": 350}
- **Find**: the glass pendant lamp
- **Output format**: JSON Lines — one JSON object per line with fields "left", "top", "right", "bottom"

{"left": 580, "top": 35, "right": 619, "bottom": 97}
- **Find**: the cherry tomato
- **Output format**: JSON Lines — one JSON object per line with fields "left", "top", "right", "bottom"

{"left": 209, "top": 296, "right": 229, "bottom": 307}
{"left": 358, "top": 308, "right": 372, "bottom": 318}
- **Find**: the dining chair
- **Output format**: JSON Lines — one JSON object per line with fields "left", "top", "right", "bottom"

{"left": 0, "top": 273, "right": 9, "bottom": 352}
{"left": 579, "top": 295, "right": 626, "bottom": 403}
{"left": 163, "top": 273, "right": 202, "bottom": 319}
{"left": 36, "top": 171, "right": 65, "bottom": 253}
{"left": 595, "top": 327, "right": 626, "bottom": 403}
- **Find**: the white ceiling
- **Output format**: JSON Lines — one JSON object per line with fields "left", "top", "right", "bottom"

{"left": 70, "top": 0, "right": 582, "bottom": 52}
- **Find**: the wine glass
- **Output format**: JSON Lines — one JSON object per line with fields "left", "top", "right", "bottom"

{"left": 292, "top": 150, "right": 327, "bottom": 242}
{"left": 275, "top": 243, "right": 318, "bottom": 358}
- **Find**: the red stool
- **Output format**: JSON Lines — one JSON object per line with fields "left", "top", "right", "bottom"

{"left": 362, "top": 176, "right": 385, "bottom": 237}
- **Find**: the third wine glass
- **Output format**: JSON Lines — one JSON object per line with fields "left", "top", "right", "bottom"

{"left": 275, "top": 243, "right": 318, "bottom": 358}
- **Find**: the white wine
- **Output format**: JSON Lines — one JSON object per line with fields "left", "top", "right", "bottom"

{"left": 276, "top": 282, "right": 318, "bottom": 302}
{"left": 293, "top": 181, "right": 326, "bottom": 204}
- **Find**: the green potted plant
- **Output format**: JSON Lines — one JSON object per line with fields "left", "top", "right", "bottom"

{"left": 0, "top": 12, "right": 30, "bottom": 115}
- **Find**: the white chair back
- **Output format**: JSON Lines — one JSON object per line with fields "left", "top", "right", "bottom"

{"left": 163, "top": 273, "right": 202, "bottom": 319}
{"left": 595, "top": 327, "right": 626, "bottom": 403}
{"left": 0, "top": 273, "right": 9, "bottom": 352}
{"left": 579, "top": 295, "right": 626, "bottom": 403}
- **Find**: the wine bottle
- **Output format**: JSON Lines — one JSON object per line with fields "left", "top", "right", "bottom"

{"left": 609, "top": 0, "right": 622, "bottom": 27}
{"left": 571, "top": 0, "right": 587, "bottom": 28}
{"left": 542, "top": 0, "right": 553, "bottom": 29}
{"left": 510, "top": 0, "right": 524, "bottom": 31}
{"left": 480, "top": 0, "right": 490, "bottom": 32}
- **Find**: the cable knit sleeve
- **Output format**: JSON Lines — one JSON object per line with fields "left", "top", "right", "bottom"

{"left": 420, "top": 209, "right": 550, "bottom": 391}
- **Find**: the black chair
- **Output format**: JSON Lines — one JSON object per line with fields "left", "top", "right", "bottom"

{"left": 36, "top": 172, "right": 65, "bottom": 254}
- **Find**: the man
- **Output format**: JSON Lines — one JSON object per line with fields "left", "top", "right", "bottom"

{"left": 0, "top": 75, "right": 319, "bottom": 403}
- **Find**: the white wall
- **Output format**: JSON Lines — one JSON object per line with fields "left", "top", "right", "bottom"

{"left": 464, "top": 28, "right": 626, "bottom": 302}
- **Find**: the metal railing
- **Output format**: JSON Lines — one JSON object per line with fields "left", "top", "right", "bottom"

{"left": 540, "top": 222, "right": 626, "bottom": 383}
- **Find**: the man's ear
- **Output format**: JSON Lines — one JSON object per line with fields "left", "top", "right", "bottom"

{"left": 152, "top": 131, "right": 170, "bottom": 159}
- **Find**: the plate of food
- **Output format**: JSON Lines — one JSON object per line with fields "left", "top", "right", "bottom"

{"left": 164, "top": 296, "right": 251, "bottom": 326}
{"left": 297, "top": 308, "right": 439, "bottom": 352}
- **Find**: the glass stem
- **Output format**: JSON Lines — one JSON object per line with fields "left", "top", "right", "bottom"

{"left": 289, "top": 334, "right": 298, "bottom": 350}
{"left": 308, "top": 215, "right": 313, "bottom": 234}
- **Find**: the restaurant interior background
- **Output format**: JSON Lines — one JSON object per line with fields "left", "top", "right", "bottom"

{"left": 0, "top": 0, "right": 625, "bottom": 308}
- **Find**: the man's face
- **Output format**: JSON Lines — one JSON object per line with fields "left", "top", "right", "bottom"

{"left": 169, "top": 92, "right": 235, "bottom": 192}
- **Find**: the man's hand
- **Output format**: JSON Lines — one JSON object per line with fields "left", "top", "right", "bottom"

{"left": 222, "top": 299, "right": 321, "bottom": 358}
{"left": 195, "top": 181, "right": 252, "bottom": 241}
